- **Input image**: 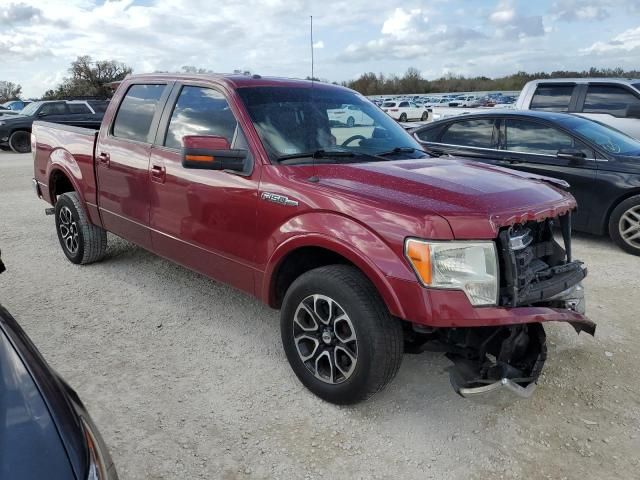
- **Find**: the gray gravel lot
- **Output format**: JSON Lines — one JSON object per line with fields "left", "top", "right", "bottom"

{"left": 1, "top": 151, "right": 638, "bottom": 479}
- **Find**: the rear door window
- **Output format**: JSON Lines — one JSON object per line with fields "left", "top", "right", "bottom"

{"left": 505, "top": 119, "right": 588, "bottom": 155}
{"left": 530, "top": 85, "right": 574, "bottom": 112}
{"left": 164, "top": 86, "right": 238, "bottom": 149}
{"left": 68, "top": 103, "right": 91, "bottom": 114}
{"left": 39, "top": 102, "right": 68, "bottom": 115}
{"left": 440, "top": 119, "right": 496, "bottom": 148}
{"left": 113, "top": 84, "right": 166, "bottom": 142}
{"left": 583, "top": 85, "right": 640, "bottom": 117}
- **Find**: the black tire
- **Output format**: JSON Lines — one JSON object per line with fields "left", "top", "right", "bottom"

{"left": 399, "top": 113, "right": 407, "bottom": 122}
{"left": 421, "top": 111, "right": 429, "bottom": 121}
{"left": 9, "top": 130, "right": 31, "bottom": 153}
{"left": 55, "top": 192, "right": 107, "bottom": 264}
{"left": 609, "top": 195, "right": 640, "bottom": 256}
{"left": 346, "top": 116, "right": 355, "bottom": 127}
{"left": 280, "top": 265, "right": 403, "bottom": 404}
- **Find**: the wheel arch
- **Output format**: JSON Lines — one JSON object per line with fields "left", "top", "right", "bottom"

{"left": 602, "top": 189, "right": 640, "bottom": 235}
{"left": 263, "top": 235, "right": 406, "bottom": 319}
{"left": 46, "top": 149, "right": 84, "bottom": 204}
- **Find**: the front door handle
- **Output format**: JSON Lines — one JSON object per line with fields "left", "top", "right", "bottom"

{"left": 97, "top": 152, "right": 110, "bottom": 167}
{"left": 150, "top": 164, "right": 166, "bottom": 183}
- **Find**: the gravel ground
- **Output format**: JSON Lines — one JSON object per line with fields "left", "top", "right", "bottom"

{"left": 1, "top": 151, "right": 638, "bottom": 479}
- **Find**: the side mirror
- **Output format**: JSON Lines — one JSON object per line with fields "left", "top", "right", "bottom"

{"left": 557, "top": 148, "right": 587, "bottom": 163}
{"left": 625, "top": 104, "right": 640, "bottom": 119}
{"left": 181, "top": 135, "right": 247, "bottom": 172}
{"left": 37, "top": 111, "right": 47, "bottom": 117}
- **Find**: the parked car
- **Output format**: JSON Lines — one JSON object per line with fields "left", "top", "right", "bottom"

{"left": 411, "top": 110, "right": 640, "bottom": 255}
{"left": 516, "top": 78, "right": 640, "bottom": 139}
{"left": 449, "top": 95, "right": 481, "bottom": 107}
{"left": 327, "top": 104, "right": 374, "bottom": 127}
{"left": 0, "top": 250, "right": 118, "bottom": 479}
{"left": 0, "top": 105, "right": 20, "bottom": 118}
{"left": 1, "top": 100, "right": 30, "bottom": 111}
{"left": 0, "top": 100, "right": 104, "bottom": 153}
{"left": 381, "top": 100, "right": 430, "bottom": 121}
{"left": 32, "top": 74, "right": 594, "bottom": 404}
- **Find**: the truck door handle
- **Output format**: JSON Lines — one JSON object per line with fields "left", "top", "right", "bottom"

{"left": 151, "top": 164, "right": 166, "bottom": 183}
{"left": 98, "top": 152, "right": 110, "bottom": 167}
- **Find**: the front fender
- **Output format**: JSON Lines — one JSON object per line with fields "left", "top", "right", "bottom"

{"left": 262, "top": 212, "right": 416, "bottom": 319}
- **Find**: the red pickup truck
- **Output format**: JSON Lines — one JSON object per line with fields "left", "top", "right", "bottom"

{"left": 32, "top": 74, "right": 595, "bottom": 404}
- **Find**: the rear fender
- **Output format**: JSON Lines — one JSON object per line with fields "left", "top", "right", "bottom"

{"left": 263, "top": 213, "right": 414, "bottom": 319}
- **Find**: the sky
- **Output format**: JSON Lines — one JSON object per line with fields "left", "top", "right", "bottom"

{"left": 1, "top": 0, "right": 640, "bottom": 98}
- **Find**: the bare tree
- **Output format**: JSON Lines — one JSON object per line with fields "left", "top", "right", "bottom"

{"left": 0, "top": 81, "right": 22, "bottom": 103}
{"left": 43, "top": 56, "right": 132, "bottom": 99}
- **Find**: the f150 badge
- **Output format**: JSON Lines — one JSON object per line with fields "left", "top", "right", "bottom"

{"left": 261, "top": 192, "right": 299, "bottom": 207}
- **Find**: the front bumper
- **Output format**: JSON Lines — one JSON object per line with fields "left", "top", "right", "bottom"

{"left": 388, "top": 275, "right": 595, "bottom": 334}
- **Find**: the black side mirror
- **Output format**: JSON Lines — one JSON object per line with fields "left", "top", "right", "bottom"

{"left": 557, "top": 148, "right": 587, "bottom": 163}
{"left": 181, "top": 135, "right": 247, "bottom": 172}
{"left": 625, "top": 104, "right": 640, "bottom": 119}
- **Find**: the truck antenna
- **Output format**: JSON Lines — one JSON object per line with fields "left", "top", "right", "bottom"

{"left": 308, "top": 14, "right": 320, "bottom": 183}
{"left": 310, "top": 15, "right": 314, "bottom": 83}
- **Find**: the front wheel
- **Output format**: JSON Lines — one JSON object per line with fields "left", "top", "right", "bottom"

{"left": 399, "top": 113, "right": 407, "bottom": 122}
{"left": 280, "top": 265, "right": 403, "bottom": 404}
{"left": 346, "top": 116, "right": 355, "bottom": 127}
{"left": 421, "top": 111, "right": 429, "bottom": 121}
{"left": 609, "top": 195, "right": 640, "bottom": 255}
{"left": 9, "top": 130, "right": 31, "bottom": 153}
{"left": 55, "top": 192, "right": 107, "bottom": 264}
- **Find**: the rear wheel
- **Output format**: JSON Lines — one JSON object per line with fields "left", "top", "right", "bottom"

{"left": 609, "top": 195, "right": 640, "bottom": 255}
{"left": 55, "top": 192, "right": 107, "bottom": 264}
{"left": 346, "top": 116, "right": 355, "bottom": 127}
{"left": 281, "top": 265, "right": 403, "bottom": 404}
{"left": 399, "top": 113, "right": 407, "bottom": 122}
{"left": 8, "top": 130, "right": 31, "bottom": 153}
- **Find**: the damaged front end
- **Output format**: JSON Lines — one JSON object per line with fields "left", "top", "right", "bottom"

{"left": 408, "top": 213, "right": 595, "bottom": 398}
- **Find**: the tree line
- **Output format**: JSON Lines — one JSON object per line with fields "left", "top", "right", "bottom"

{"left": 341, "top": 67, "right": 640, "bottom": 96}
{"left": 2, "top": 60, "right": 639, "bottom": 102}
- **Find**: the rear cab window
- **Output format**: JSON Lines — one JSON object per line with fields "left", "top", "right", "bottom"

{"left": 112, "top": 84, "right": 166, "bottom": 142}
{"left": 530, "top": 85, "right": 574, "bottom": 112}
{"left": 582, "top": 85, "right": 640, "bottom": 117}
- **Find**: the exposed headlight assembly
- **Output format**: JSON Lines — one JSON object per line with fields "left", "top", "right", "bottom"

{"left": 405, "top": 238, "right": 499, "bottom": 306}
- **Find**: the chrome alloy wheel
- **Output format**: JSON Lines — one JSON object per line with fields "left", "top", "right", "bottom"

{"left": 619, "top": 205, "right": 640, "bottom": 249}
{"left": 293, "top": 294, "right": 358, "bottom": 385}
{"left": 58, "top": 206, "right": 79, "bottom": 254}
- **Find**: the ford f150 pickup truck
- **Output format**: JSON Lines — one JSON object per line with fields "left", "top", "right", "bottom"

{"left": 32, "top": 74, "right": 595, "bottom": 404}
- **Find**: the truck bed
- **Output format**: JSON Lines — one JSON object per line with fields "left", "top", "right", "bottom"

{"left": 32, "top": 121, "right": 101, "bottom": 223}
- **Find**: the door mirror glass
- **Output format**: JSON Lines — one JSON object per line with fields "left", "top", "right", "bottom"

{"left": 625, "top": 104, "right": 640, "bottom": 119}
{"left": 182, "top": 135, "right": 247, "bottom": 171}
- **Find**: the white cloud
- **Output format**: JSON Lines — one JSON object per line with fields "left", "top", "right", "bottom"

{"left": 381, "top": 8, "right": 427, "bottom": 40}
{"left": 581, "top": 26, "right": 640, "bottom": 54}
{"left": 313, "top": 40, "right": 324, "bottom": 49}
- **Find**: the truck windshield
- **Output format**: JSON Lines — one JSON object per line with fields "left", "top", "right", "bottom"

{"left": 237, "top": 86, "right": 423, "bottom": 163}
{"left": 19, "top": 102, "right": 41, "bottom": 116}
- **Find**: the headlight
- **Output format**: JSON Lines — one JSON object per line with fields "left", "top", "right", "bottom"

{"left": 405, "top": 239, "right": 499, "bottom": 306}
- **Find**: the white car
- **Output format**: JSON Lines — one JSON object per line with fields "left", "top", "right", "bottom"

{"left": 381, "top": 100, "right": 430, "bottom": 122}
{"left": 327, "top": 104, "right": 374, "bottom": 127}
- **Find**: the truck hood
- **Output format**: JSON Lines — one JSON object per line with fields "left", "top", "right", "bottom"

{"left": 314, "top": 157, "right": 576, "bottom": 239}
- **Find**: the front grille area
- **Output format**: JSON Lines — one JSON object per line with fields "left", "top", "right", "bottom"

{"left": 496, "top": 213, "right": 587, "bottom": 307}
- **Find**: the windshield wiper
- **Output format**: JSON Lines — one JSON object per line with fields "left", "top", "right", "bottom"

{"left": 277, "top": 149, "right": 389, "bottom": 164}
{"left": 276, "top": 149, "right": 356, "bottom": 162}
{"left": 376, "top": 146, "right": 440, "bottom": 158}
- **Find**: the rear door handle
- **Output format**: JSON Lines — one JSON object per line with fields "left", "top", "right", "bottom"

{"left": 151, "top": 164, "right": 166, "bottom": 183}
{"left": 97, "top": 152, "right": 110, "bottom": 167}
